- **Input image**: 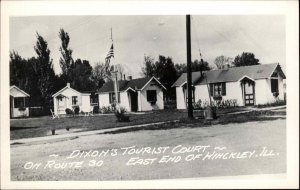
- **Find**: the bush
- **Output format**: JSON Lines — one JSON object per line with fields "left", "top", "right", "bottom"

{"left": 18, "top": 107, "right": 26, "bottom": 111}
{"left": 29, "top": 107, "right": 47, "bottom": 117}
{"left": 193, "top": 99, "right": 202, "bottom": 110}
{"left": 273, "top": 91, "right": 279, "bottom": 98}
{"left": 65, "top": 108, "right": 74, "bottom": 115}
{"left": 256, "top": 99, "right": 286, "bottom": 108}
{"left": 115, "top": 107, "right": 130, "bottom": 122}
{"left": 93, "top": 106, "right": 100, "bottom": 114}
{"left": 73, "top": 106, "right": 80, "bottom": 114}
{"left": 213, "top": 95, "right": 222, "bottom": 101}
{"left": 100, "top": 105, "right": 114, "bottom": 114}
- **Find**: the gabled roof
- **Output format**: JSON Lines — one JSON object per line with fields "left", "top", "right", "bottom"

{"left": 171, "top": 72, "right": 202, "bottom": 87}
{"left": 52, "top": 84, "right": 90, "bottom": 97}
{"left": 97, "top": 76, "right": 166, "bottom": 94}
{"left": 10, "top": 85, "right": 30, "bottom": 97}
{"left": 172, "top": 63, "right": 286, "bottom": 87}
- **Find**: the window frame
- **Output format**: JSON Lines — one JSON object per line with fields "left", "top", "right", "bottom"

{"left": 146, "top": 90, "right": 157, "bottom": 103}
{"left": 271, "top": 78, "right": 279, "bottom": 93}
{"left": 72, "top": 96, "right": 78, "bottom": 106}
{"left": 185, "top": 86, "right": 195, "bottom": 103}
{"left": 109, "top": 92, "right": 120, "bottom": 104}
{"left": 210, "top": 82, "right": 226, "bottom": 96}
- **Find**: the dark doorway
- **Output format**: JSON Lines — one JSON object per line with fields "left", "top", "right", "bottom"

{"left": 241, "top": 78, "right": 255, "bottom": 106}
{"left": 130, "top": 91, "right": 138, "bottom": 112}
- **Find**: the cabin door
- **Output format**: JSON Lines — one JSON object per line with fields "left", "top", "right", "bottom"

{"left": 242, "top": 79, "right": 255, "bottom": 106}
{"left": 129, "top": 91, "right": 138, "bottom": 112}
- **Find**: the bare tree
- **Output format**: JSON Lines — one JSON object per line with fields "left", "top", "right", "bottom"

{"left": 214, "top": 55, "right": 232, "bottom": 69}
{"left": 92, "top": 62, "right": 109, "bottom": 89}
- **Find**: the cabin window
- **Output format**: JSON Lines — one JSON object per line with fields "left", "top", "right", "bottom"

{"left": 271, "top": 79, "right": 279, "bottom": 93}
{"left": 14, "top": 97, "right": 25, "bottom": 108}
{"left": 210, "top": 82, "right": 226, "bottom": 96}
{"left": 146, "top": 90, "right": 157, "bottom": 103}
{"left": 72, "top": 96, "right": 78, "bottom": 106}
{"left": 90, "top": 93, "right": 99, "bottom": 106}
{"left": 109, "top": 92, "right": 120, "bottom": 104}
{"left": 185, "top": 87, "right": 195, "bottom": 103}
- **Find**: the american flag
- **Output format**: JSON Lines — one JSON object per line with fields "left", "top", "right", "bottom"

{"left": 105, "top": 44, "right": 114, "bottom": 64}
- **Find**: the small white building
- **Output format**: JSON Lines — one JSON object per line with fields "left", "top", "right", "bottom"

{"left": 10, "top": 85, "right": 30, "bottom": 118}
{"left": 172, "top": 63, "right": 286, "bottom": 109}
{"left": 97, "top": 76, "right": 166, "bottom": 112}
{"left": 52, "top": 83, "right": 91, "bottom": 115}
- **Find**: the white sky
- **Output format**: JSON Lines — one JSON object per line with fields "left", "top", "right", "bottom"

{"left": 10, "top": 15, "right": 285, "bottom": 78}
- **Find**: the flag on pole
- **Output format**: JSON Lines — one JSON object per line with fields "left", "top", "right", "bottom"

{"left": 105, "top": 44, "right": 114, "bottom": 64}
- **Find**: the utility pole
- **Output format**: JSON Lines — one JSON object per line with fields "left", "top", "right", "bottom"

{"left": 186, "top": 15, "right": 193, "bottom": 119}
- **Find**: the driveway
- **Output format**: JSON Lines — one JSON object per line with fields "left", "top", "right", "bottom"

{"left": 10, "top": 119, "right": 286, "bottom": 181}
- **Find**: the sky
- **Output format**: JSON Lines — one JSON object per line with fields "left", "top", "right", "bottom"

{"left": 10, "top": 15, "right": 285, "bottom": 78}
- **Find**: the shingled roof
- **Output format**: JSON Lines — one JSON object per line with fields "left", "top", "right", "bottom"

{"left": 97, "top": 76, "right": 166, "bottom": 94}
{"left": 172, "top": 63, "right": 285, "bottom": 87}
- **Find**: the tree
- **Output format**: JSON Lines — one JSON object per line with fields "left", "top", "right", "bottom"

{"left": 59, "top": 28, "right": 73, "bottom": 82}
{"left": 141, "top": 55, "right": 155, "bottom": 77}
{"left": 33, "top": 32, "right": 56, "bottom": 108}
{"left": 69, "top": 59, "right": 95, "bottom": 92}
{"left": 175, "top": 59, "right": 211, "bottom": 76}
{"left": 10, "top": 51, "right": 30, "bottom": 89}
{"left": 232, "top": 52, "right": 260, "bottom": 67}
{"left": 92, "top": 62, "right": 109, "bottom": 90}
{"left": 214, "top": 55, "right": 233, "bottom": 69}
{"left": 141, "top": 55, "right": 178, "bottom": 100}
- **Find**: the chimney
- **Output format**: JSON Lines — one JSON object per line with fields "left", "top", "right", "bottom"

{"left": 67, "top": 83, "right": 70, "bottom": 87}
{"left": 127, "top": 76, "right": 132, "bottom": 80}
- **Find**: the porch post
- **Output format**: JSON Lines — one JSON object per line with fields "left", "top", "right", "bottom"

{"left": 12, "top": 97, "right": 15, "bottom": 117}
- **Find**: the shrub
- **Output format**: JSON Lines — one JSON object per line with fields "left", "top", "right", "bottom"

{"left": 115, "top": 107, "right": 130, "bottom": 122}
{"left": 232, "top": 99, "right": 238, "bottom": 107}
{"left": 18, "top": 107, "right": 26, "bottom": 111}
{"left": 202, "top": 100, "right": 210, "bottom": 108}
{"left": 273, "top": 91, "right": 279, "bottom": 98}
{"left": 93, "top": 106, "right": 100, "bottom": 114}
{"left": 65, "top": 108, "right": 74, "bottom": 115}
{"left": 213, "top": 95, "right": 223, "bottom": 101}
{"left": 73, "top": 106, "right": 80, "bottom": 114}
{"left": 256, "top": 99, "right": 286, "bottom": 108}
{"left": 100, "top": 105, "right": 115, "bottom": 114}
{"left": 29, "top": 107, "right": 48, "bottom": 117}
{"left": 193, "top": 99, "right": 202, "bottom": 110}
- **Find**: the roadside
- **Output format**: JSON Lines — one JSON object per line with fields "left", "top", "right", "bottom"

{"left": 10, "top": 119, "right": 286, "bottom": 181}
{"left": 10, "top": 105, "right": 286, "bottom": 144}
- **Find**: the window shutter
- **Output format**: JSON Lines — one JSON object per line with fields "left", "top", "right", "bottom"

{"left": 209, "top": 84, "right": 214, "bottom": 96}
{"left": 109, "top": 93, "right": 112, "bottom": 104}
{"left": 222, "top": 82, "right": 226, "bottom": 96}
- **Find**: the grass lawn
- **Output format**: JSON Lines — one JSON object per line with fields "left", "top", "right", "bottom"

{"left": 10, "top": 110, "right": 204, "bottom": 140}
{"left": 10, "top": 107, "right": 285, "bottom": 140}
{"left": 103, "top": 110, "right": 286, "bottom": 134}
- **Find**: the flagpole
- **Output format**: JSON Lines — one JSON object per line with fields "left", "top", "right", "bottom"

{"left": 111, "top": 28, "right": 119, "bottom": 107}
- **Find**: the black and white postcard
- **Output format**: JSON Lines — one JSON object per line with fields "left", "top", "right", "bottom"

{"left": 1, "top": 1, "right": 299, "bottom": 189}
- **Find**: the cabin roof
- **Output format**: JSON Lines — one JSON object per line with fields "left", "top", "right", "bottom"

{"left": 97, "top": 76, "right": 166, "bottom": 94}
{"left": 10, "top": 85, "right": 30, "bottom": 97}
{"left": 172, "top": 63, "right": 285, "bottom": 87}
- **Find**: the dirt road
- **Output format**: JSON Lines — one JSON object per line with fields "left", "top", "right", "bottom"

{"left": 11, "top": 119, "right": 286, "bottom": 181}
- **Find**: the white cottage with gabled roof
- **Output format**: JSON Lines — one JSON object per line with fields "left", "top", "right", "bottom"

{"left": 10, "top": 85, "right": 30, "bottom": 118}
{"left": 52, "top": 83, "right": 91, "bottom": 115}
{"left": 172, "top": 63, "right": 286, "bottom": 109}
{"left": 96, "top": 76, "right": 166, "bottom": 112}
